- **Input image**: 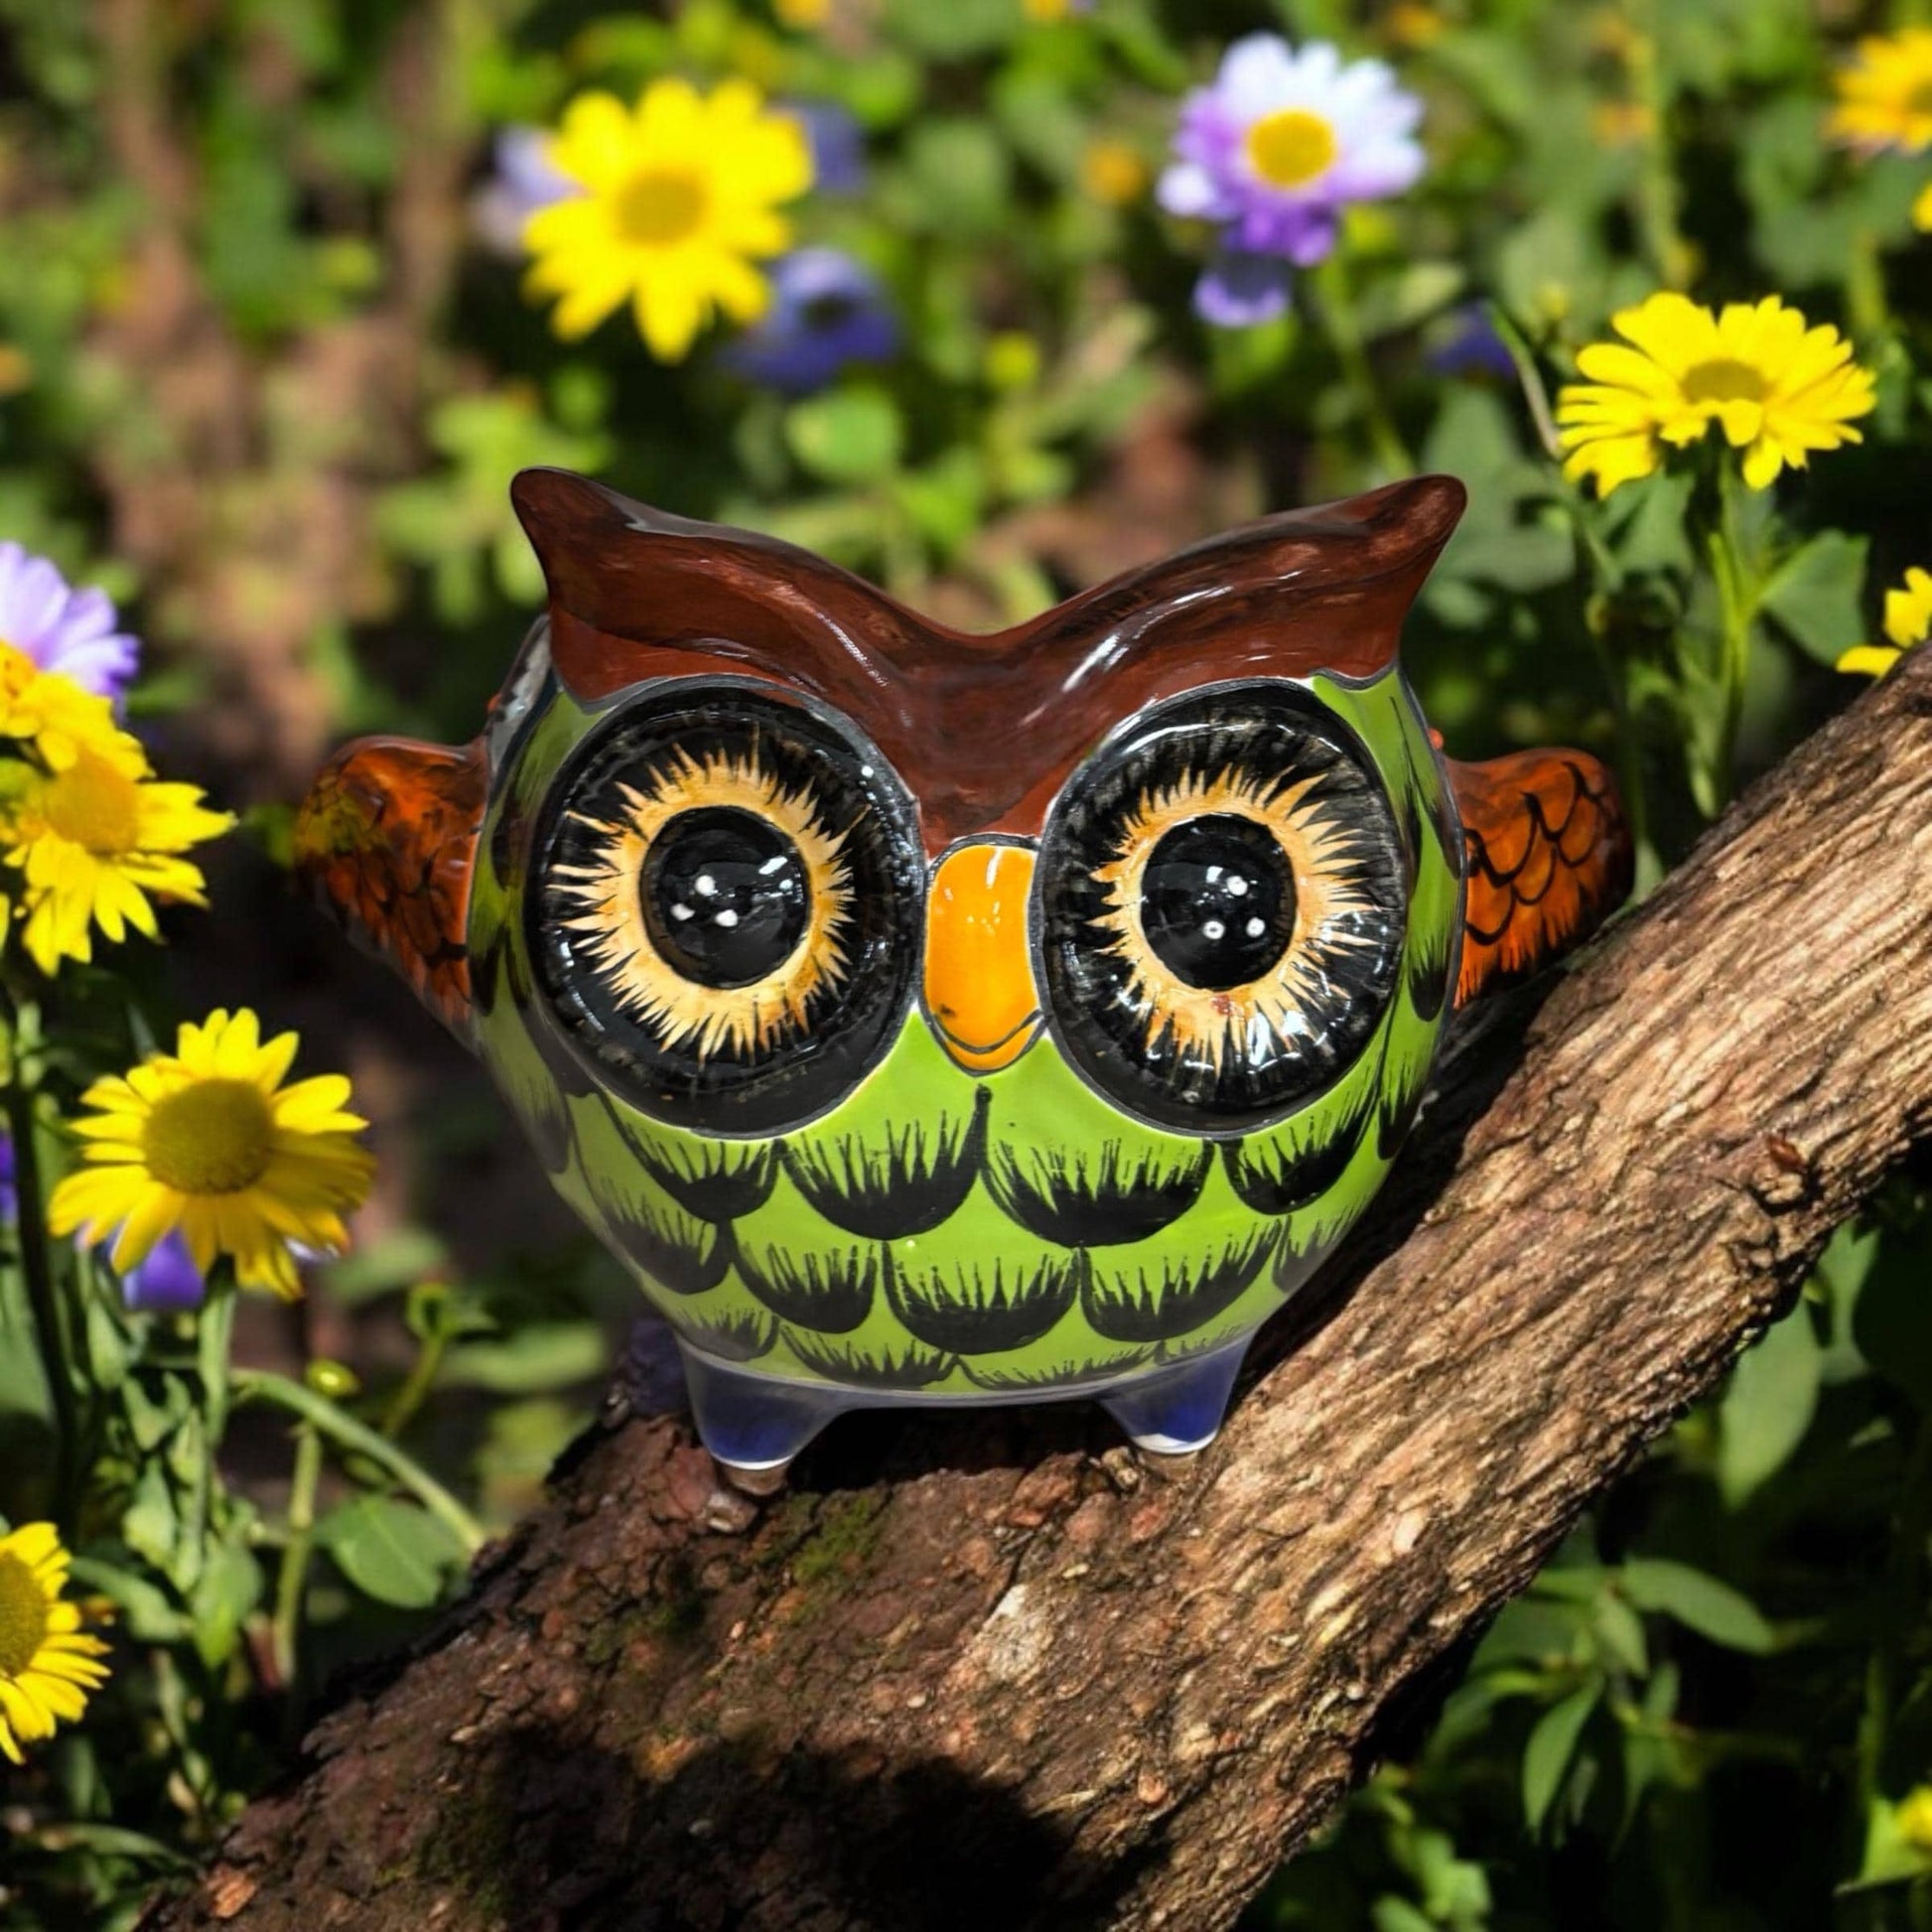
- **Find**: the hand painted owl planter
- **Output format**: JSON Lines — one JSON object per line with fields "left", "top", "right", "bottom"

{"left": 296, "top": 469, "right": 1631, "bottom": 1485}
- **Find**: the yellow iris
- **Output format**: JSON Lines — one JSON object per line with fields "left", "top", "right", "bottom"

{"left": 1828, "top": 28, "right": 1932, "bottom": 155}
{"left": 523, "top": 78, "right": 812, "bottom": 361}
{"left": 1556, "top": 293, "right": 1875, "bottom": 497}
{"left": 0, "top": 1521, "right": 110, "bottom": 1765}
{"left": 0, "top": 712, "right": 232, "bottom": 976}
{"left": 1837, "top": 567, "right": 1932, "bottom": 681}
{"left": 49, "top": 1008, "right": 374, "bottom": 1301}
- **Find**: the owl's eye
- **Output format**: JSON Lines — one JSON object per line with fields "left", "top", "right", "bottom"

{"left": 1036, "top": 684, "right": 1407, "bottom": 1134}
{"left": 527, "top": 682, "right": 922, "bottom": 1135}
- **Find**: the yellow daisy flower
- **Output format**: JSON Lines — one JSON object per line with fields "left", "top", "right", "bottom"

{"left": 1837, "top": 566, "right": 1932, "bottom": 680}
{"left": 1556, "top": 293, "right": 1875, "bottom": 497}
{"left": 523, "top": 78, "right": 812, "bottom": 361}
{"left": 49, "top": 1008, "right": 374, "bottom": 1301}
{"left": 1828, "top": 28, "right": 1932, "bottom": 156}
{"left": 0, "top": 1520, "right": 110, "bottom": 1765}
{"left": 0, "top": 727, "right": 232, "bottom": 975}
{"left": 0, "top": 641, "right": 122, "bottom": 772}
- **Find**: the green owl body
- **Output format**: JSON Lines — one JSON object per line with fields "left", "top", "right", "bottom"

{"left": 466, "top": 664, "right": 1461, "bottom": 1405}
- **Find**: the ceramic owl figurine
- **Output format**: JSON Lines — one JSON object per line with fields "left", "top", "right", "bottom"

{"left": 295, "top": 469, "right": 1630, "bottom": 1484}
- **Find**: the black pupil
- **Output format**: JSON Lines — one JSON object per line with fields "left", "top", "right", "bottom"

{"left": 1139, "top": 812, "right": 1296, "bottom": 991}
{"left": 641, "top": 806, "right": 809, "bottom": 988}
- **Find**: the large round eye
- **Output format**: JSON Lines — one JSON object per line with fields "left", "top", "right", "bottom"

{"left": 1036, "top": 684, "right": 1407, "bottom": 1134}
{"left": 527, "top": 681, "right": 922, "bottom": 1135}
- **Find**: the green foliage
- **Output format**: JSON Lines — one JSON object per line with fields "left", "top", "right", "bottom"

{"left": 0, "top": 0, "right": 1930, "bottom": 1925}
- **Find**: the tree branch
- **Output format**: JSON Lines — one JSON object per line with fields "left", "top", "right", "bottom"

{"left": 149, "top": 653, "right": 1932, "bottom": 1931}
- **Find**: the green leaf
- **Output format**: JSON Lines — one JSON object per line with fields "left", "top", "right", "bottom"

{"left": 1718, "top": 1298, "right": 1823, "bottom": 1505}
{"left": 320, "top": 1495, "right": 465, "bottom": 1610}
{"left": 1619, "top": 1559, "right": 1775, "bottom": 1653}
{"left": 1853, "top": 1234, "right": 1932, "bottom": 1408}
{"left": 1370, "top": 1900, "right": 1438, "bottom": 1932}
{"left": 1354, "top": 261, "right": 1466, "bottom": 342}
{"left": 1522, "top": 1677, "right": 1602, "bottom": 1830}
{"left": 1760, "top": 530, "right": 1870, "bottom": 665}
{"left": 190, "top": 1539, "right": 264, "bottom": 1668}
{"left": 442, "top": 1320, "right": 609, "bottom": 1394}
{"left": 69, "top": 1556, "right": 192, "bottom": 1644}
{"left": 1589, "top": 1590, "right": 1650, "bottom": 1678}
{"left": 120, "top": 1458, "right": 180, "bottom": 1579}
{"left": 784, "top": 387, "right": 904, "bottom": 487}
{"left": 323, "top": 1227, "right": 452, "bottom": 1306}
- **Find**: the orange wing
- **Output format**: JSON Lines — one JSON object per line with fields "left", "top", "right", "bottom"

{"left": 294, "top": 736, "right": 486, "bottom": 1033}
{"left": 1448, "top": 749, "right": 1633, "bottom": 1008}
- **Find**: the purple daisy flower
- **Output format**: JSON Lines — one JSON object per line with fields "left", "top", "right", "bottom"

{"left": 1430, "top": 304, "right": 1517, "bottom": 380}
{"left": 783, "top": 100, "right": 868, "bottom": 196}
{"left": 722, "top": 248, "right": 900, "bottom": 396}
{"left": 472, "top": 125, "right": 583, "bottom": 258}
{"left": 1160, "top": 35, "right": 1425, "bottom": 323}
{"left": 0, "top": 542, "right": 140, "bottom": 702}
{"left": 119, "top": 1229, "right": 207, "bottom": 1314}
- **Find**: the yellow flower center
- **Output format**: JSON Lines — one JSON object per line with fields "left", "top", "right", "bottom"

{"left": 142, "top": 1079, "right": 275, "bottom": 1195}
{"left": 1680, "top": 357, "right": 1767, "bottom": 407}
{"left": 1246, "top": 108, "right": 1339, "bottom": 190}
{"left": 40, "top": 747, "right": 142, "bottom": 855}
{"left": 0, "top": 1553, "right": 49, "bottom": 1679}
{"left": 614, "top": 168, "right": 710, "bottom": 246}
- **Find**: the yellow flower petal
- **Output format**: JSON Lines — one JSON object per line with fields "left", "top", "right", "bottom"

{"left": 1556, "top": 291, "right": 1874, "bottom": 497}
{"left": 55, "top": 1008, "right": 373, "bottom": 1303}
{"left": 0, "top": 1521, "right": 107, "bottom": 1761}
{"left": 520, "top": 76, "right": 812, "bottom": 359}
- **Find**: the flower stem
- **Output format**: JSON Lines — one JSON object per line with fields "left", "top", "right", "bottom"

{"left": 197, "top": 1281, "right": 237, "bottom": 1450}
{"left": 1, "top": 986, "right": 81, "bottom": 1530}
{"left": 232, "top": 1366, "right": 484, "bottom": 1554}
{"left": 271, "top": 1420, "right": 323, "bottom": 1698}
{"left": 1310, "top": 254, "right": 1413, "bottom": 480}
{"left": 1705, "top": 463, "right": 1758, "bottom": 814}
{"left": 380, "top": 1320, "right": 451, "bottom": 1442}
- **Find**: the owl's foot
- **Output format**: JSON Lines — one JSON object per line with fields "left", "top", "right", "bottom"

{"left": 678, "top": 1346, "right": 849, "bottom": 1493}
{"left": 1100, "top": 1341, "right": 1249, "bottom": 1457}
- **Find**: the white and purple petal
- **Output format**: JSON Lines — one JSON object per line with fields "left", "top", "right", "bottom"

{"left": 1194, "top": 252, "right": 1295, "bottom": 328}
{"left": 1162, "top": 31, "right": 1427, "bottom": 286}
{"left": 0, "top": 541, "right": 140, "bottom": 702}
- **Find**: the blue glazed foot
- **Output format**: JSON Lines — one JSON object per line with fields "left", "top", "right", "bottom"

{"left": 1100, "top": 1341, "right": 1250, "bottom": 1456}
{"left": 678, "top": 1345, "right": 852, "bottom": 1490}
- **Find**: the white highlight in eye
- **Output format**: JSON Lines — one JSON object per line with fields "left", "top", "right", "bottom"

{"left": 695, "top": 875, "right": 717, "bottom": 897}
{"left": 1227, "top": 875, "right": 1249, "bottom": 897}
{"left": 1205, "top": 864, "right": 1222, "bottom": 883}
{"left": 759, "top": 854, "right": 788, "bottom": 875}
{"left": 671, "top": 903, "right": 694, "bottom": 922}
{"left": 715, "top": 908, "right": 740, "bottom": 928}
{"left": 1246, "top": 917, "right": 1266, "bottom": 938}
{"left": 1203, "top": 919, "right": 1225, "bottom": 940}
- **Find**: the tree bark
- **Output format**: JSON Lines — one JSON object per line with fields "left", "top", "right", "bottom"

{"left": 150, "top": 654, "right": 1932, "bottom": 1932}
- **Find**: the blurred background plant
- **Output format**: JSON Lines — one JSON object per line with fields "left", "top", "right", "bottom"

{"left": 0, "top": 1, "right": 1929, "bottom": 1926}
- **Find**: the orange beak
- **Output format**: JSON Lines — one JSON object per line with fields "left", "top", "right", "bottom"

{"left": 923, "top": 841, "right": 1043, "bottom": 1075}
